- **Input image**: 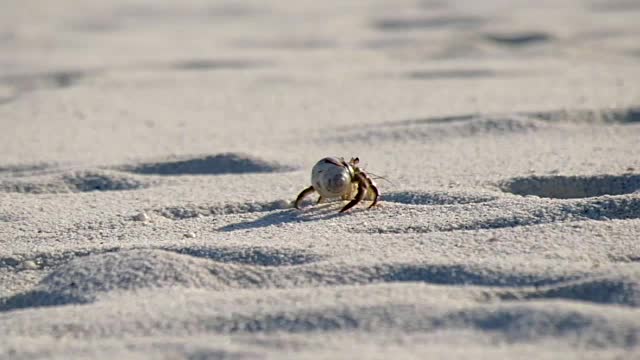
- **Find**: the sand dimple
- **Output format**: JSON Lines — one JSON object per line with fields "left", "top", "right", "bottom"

{"left": 383, "top": 190, "right": 498, "bottom": 205}
{"left": 0, "top": 96, "right": 15, "bottom": 105}
{"left": 499, "top": 174, "right": 640, "bottom": 199}
{"left": 325, "top": 106, "right": 640, "bottom": 144}
{"left": 62, "top": 171, "right": 148, "bottom": 192}
{"left": 0, "top": 248, "right": 122, "bottom": 271}
{"left": 609, "top": 255, "right": 640, "bottom": 264}
{"left": 325, "top": 115, "right": 550, "bottom": 144}
{"left": 0, "top": 70, "right": 86, "bottom": 92}
{"left": 235, "top": 38, "right": 336, "bottom": 50}
{"left": 484, "top": 195, "right": 640, "bottom": 226}
{"left": 152, "top": 200, "right": 291, "bottom": 220}
{"left": 524, "top": 107, "right": 640, "bottom": 125}
{"left": 113, "top": 3, "right": 259, "bottom": 21}
{"left": 334, "top": 263, "right": 574, "bottom": 288}
{"left": 484, "top": 32, "right": 552, "bottom": 46}
{"left": 0, "top": 170, "right": 150, "bottom": 194}
{"left": 118, "top": 153, "right": 295, "bottom": 176}
{"left": 164, "top": 246, "right": 324, "bottom": 267}
{"left": 373, "top": 16, "right": 484, "bottom": 31}
{"left": 363, "top": 195, "right": 640, "bottom": 234}
{"left": 590, "top": 0, "right": 640, "bottom": 12}
{"left": 433, "top": 305, "right": 639, "bottom": 347}
{"left": 0, "top": 70, "right": 89, "bottom": 105}
{"left": 0, "top": 245, "right": 320, "bottom": 272}
{"left": 453, "top": 196, "right": 640, "bottom": 231}
{"left": 406, "top": 69, "right": 500, "bottom": 80}
{"left": 169, "top": 58, "right": 269, "bottom": 71}
{"left": 0, "top": 163, "right": 58, "bottom": 177}
{"left": 499, "top": 272, "right": 640, "bottom": 307}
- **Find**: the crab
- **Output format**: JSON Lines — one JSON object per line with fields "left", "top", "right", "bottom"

{"left": 294, "top": 157, "right": 379, "bottom": 213}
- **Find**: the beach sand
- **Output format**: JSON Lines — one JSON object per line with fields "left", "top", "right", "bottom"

{"left": 1, "top": 0, "right": 640, "bottom": 358}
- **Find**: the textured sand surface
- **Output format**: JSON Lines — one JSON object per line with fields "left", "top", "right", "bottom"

{"left": 1, "top": 0, "right": 640, "bottom": 358}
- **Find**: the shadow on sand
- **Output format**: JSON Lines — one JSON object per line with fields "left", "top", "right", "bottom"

{"left": 217, "top": 203, "right": 344, "bottom": 232}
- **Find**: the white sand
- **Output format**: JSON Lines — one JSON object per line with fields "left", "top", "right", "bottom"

{"left": 1, "top": 0, "right": 640, "bottom": 358}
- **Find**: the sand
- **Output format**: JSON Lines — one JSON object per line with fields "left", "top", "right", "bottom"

{"left": 1, "top": 0, "right": 640, "bottom": 358}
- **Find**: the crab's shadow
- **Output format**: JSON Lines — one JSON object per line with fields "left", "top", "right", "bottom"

{"left": 217, "top": 203, "right": 343, "bottom": 232}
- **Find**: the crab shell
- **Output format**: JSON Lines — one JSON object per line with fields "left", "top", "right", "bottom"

{"left": 311, "top": 157, "right": 355, "bottom": 198}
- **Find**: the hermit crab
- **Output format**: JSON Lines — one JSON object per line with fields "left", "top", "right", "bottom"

{"left": 294, "top": 157, "right": 379, "bottom": 213}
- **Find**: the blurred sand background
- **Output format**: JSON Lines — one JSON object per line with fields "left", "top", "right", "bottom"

{"left": 1, "top": 0, "right": 640, "bottom": 358}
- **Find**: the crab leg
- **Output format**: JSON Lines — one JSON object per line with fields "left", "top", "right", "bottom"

{"left": 340, "top": 173, "right": 368, "bottom": 213}
{"left": 294, "top": 186, "right": 315, "bottom": 209}
{"left": 363, "top": 174, "right": 379, "bottom": 208}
